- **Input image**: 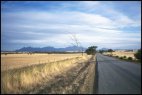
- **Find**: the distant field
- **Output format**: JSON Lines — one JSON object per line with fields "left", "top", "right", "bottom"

{"left": 1, "top": 53, "right": 84, "bottom": 71}
{"left": 103, "top": 51, "right": 136, "bottom": 59}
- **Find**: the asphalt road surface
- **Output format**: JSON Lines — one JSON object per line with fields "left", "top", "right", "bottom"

{"left": 95, "top": 53, "right": 141, "bottom": 94}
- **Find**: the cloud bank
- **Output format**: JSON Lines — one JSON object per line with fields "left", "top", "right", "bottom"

{"left": 1, "top": 1, "right": 141, "bottom": 50}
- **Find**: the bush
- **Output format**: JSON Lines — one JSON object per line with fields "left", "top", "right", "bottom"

{"left": 119, "top": 57, "right": 123, "bottom": 59}
{"left": 123, "top": 56, "right": 126, "bottom": 58}
{"left": 115, "top": 56, "right": 119, "bottom": 58}
{"left": 122, "top": 56, "right": 127, "bottom": 60}
{"left": 134, "top": 49, "right": 141, "bottom": 60}
{"left": 127, "top": 57, "right": 132, "bottom": 60}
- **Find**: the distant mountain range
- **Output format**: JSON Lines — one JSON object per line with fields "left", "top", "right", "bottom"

{"left": 15, "top": 46, "right": 87, "bottom": 52}
{"left": 100, "top": 48, "right": 109, "bottom": 50}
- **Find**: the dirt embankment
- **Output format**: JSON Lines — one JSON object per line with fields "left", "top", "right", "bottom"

{"left": 29, "top": 55, "right": 96, "bottom": 94}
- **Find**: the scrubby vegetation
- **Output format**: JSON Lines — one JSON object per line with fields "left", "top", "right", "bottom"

{"left": 85, "top": 46, "right": 97, "bottom": 55}
{"left": 119, "top": 57, "right": 123, "bottom": 59}
{"left": 127, "top": 57, "right": 133, "bottom": 61}
{"left": 123, "top": 56, "right": 126, "bottom": 59}
{"left": 134, "top": 49, "right": 141, "bottom": 62}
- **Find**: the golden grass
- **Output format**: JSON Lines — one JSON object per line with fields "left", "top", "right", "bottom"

{"left": 103, "top": 51, "right": 136, "bottom": 59}
{"left": 1, "top": 53, "right": 91, "bottom": 94}
{"left": 1, "top": 53, "right": 83, "bottom": 71}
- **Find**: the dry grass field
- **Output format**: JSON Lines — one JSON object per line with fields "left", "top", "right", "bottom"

{"left": 1, "top": 53, "right": 84, "bottom": 71}
{"left": 103, "top": 51, "right": 136, "bottom": 59}
{"left": 1, "top": 53, "right": 92, "bottom": 94}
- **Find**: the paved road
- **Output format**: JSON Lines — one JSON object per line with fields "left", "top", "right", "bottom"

{"left": 95, "top": 53, "right": 141, "bottom": 94}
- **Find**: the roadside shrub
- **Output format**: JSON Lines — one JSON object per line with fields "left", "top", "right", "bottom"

{"left": 115, "top": 56, "right": 119, "bottom": 58}
{"left": 119, "top": 57, "right": 123, "bottom": 59}
{"left": 127, "top": 57, "right": 132, "bottom": 61}
{"left": 123, "top": 56, "right": 126, "bottom": 59}
{"left": 134, "top": 49, "right": 141, "bottom": 61}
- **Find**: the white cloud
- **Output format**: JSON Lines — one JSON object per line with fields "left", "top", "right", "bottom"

{"left": 4, "top": 8, "right": 140, "bottom": 28}
{"left": 102, "top": 8, "right": 141, "bottom": 27}
{"left": 2, "top": 2, "right": 141, "bottom": 49}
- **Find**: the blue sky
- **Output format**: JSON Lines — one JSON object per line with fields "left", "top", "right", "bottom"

{"left": 1, "top": 1, "right": 141, "bottom": 51}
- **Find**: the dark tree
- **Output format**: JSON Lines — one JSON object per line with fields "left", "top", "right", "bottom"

{"left": 85, "top": 46, "right": 97, "bottom": 55}
{"left": 108, "top": 49, "right": 113, "bottom": 52}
